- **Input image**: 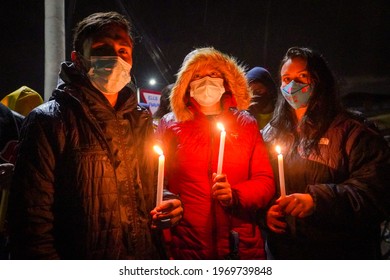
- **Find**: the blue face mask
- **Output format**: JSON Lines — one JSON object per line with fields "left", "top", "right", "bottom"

{"left": 280, "top": 81, "right": 313, "bottom": 109}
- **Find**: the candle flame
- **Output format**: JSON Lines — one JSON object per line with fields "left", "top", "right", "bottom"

{"left": 275, "top": 145, "right": 282, "bottom": 154}
{"left": 217, "top": 122, "right": 225, "bottom": 131}
{"left": 153, "top": 145, "right": 163, "bottom": 156}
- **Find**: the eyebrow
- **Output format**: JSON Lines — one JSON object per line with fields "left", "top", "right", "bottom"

{"left": 282, "top": 69, "right": 308, "bottom": 76}
{"left": 116, "top": 38, "right": 133, "bottom": 48}
{"left": 91, "top": 40, "right": 132, "bottom": 49}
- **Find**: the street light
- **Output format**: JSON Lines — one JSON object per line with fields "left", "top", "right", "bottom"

{"left": 149, "top": 78, "right": 156, "bottom": 86}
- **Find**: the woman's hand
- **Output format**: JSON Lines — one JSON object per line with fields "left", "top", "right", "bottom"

{"left": 277, "top": 193, "right": 315, "bottom": 218}
{"left": 212, "top": 173, "right": 233, "bottom": 206}
{"left": 150, "top": 198, "right": 183, "bottom": 229}
{"left": 266, "top": 204, "right": 287, "bottom": 233}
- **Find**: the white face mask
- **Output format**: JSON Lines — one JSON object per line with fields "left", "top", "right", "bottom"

{"left": 189, "top": 76, "right": 225, "bottom": 107}
{"left": 87, "top": 56, "right": 132, "bottom": 95}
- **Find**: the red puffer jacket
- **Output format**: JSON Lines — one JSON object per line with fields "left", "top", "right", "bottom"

{"left": 157, "top": 94, "right": 275, "bottom": 259}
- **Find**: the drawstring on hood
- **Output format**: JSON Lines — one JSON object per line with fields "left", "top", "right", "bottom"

{"left": 170, "top": 47, "right": 252, "bottom": 122}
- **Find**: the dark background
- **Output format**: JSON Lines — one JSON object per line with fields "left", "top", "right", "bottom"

{"left": 1, "top": 0, "right": 389, "bottom": 100}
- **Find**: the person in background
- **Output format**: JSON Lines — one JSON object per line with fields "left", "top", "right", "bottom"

{"left": 152, "top": 83, "right": 174, "bottom": 129}
{"left": 1, "top": 86, "right": 43, "bottom": 117}
{"left": 156, "top": 47, "right": 275, "bottom": 259}
{"left": 0, "top": 161, "right": 13, "bottom": 259}
{"left": 0, "top": 103, "right": 24, "bottom": 259}
{"left": 8, "top": 11, "right": 182, "bottom": 260}
{"left": 0, "top": 103, "right": 24, "bottom": 164}
{"left": 246, "top": 67, "right": 277, "bottom": 130}
{"left": 262, "top": 46, "right": 390, "bottom": 259}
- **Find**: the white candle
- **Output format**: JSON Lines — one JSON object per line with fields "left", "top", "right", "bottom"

{"left": 275, "top": 145, "right": 286, "bottom": 197}
{"left": 153, "top": 145, "right": 165, "bottom": 207}
{"left": 217, "top": 122, "right": 226, "bottom": 175}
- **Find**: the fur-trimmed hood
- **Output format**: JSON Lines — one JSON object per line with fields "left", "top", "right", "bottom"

{"left": 170, "top": 47, "right": 252, "bottom": 122}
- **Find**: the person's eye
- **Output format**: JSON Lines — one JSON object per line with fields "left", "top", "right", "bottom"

{"left": 283, "top": 77, "right": 291, "bottom": 84}
{"left": 256, "top": 91, "right": 267, "bottom": 96}
{"left": 299, "top": 73, "right": 308, "bottom": 78}
{"left": 192, "top": 73, "right": 201, "bottom": 80}
{"left": 118, "top": 48, "right": 130, "bottom": 55}
{"left": 92, "top": 47, "right": 111, "bottom": 56}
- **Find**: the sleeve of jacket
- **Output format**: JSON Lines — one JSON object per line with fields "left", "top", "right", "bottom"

{"left": 308, "top": 123, "right": 390, "bottom": 228}
{"left": 232, "top": 121, "right": 275, "bottom": 211}
{"left": 8, "top": 105, "right": 64, "bottom": 259}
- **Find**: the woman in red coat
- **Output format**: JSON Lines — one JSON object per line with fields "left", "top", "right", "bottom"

{"left": 156, "top": 47, "right": 275, "bottom": 259}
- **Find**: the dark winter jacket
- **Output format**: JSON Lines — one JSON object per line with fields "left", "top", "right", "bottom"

{"left": 262, "top": 112, "right": 390, "bottom": 259}
{"left": 8, "top": 62, "right": 170, "bottom": 259}
{"left": 0, "top": 103, "right": 24, "bottom": 163}
{"left": 156, "top": 48, "right": 275, "bottom": 259}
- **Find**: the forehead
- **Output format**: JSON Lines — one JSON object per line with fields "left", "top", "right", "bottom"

{"left": 281, "top": 57, "right": 307, "bottom": 74}
{"left": 193, "top": 63, "right": 219, "bottom": 73}
{"left": 96, "top": 25, "right": 132, "bottom": 44}
{"left": 84, "top": 25, "right": 132, "bottom": 47}
{"left": 250, "top": 81, "right": 268, "bottom": 91}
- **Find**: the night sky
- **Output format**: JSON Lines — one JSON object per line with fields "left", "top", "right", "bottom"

{"left": 1, "top": 0, "right": 389, "bottom": 99}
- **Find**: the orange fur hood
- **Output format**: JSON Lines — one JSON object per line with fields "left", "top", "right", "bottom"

{"left": 170, "top": 47, "right": 252, "bottom": 122}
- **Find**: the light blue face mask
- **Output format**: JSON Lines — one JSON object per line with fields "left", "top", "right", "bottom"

{"left": 280, "top": 80, "right": 313, "bottom": 109}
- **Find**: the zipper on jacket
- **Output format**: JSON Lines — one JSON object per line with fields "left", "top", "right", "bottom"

{"left": 208, "top": 116, "right": 219, "bottom": 259}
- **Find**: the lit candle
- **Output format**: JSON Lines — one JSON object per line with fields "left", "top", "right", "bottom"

{"left": 153, "top": 145, "right": 165, "bottom": 207}
{"left": 275, "top": 145, "right": 286, "bottom": 197}
{"left": 217, "top": 122, "right": 226, "bottom": 175}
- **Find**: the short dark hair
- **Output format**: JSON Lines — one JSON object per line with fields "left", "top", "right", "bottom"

{"left": 72, "top": 11, "right": 133, "bottom": 54}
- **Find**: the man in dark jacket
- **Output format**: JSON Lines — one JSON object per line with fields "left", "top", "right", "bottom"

{"left": 8, "top": 11, "right": 182, "bottom": 260}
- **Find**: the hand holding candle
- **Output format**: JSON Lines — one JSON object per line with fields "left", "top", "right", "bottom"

{"left": 216, "top": 122, "right": 226, "bottom": 175}
{"left": 153, "top": 145, "right": 165, "bottom": 207}
{"left": 275, "top": 145, "right": 286, "bottom": 197}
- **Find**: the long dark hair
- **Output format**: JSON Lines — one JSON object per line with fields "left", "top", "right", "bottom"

{"left": 269, "top": 47, "right": 343, "bottom": 156}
